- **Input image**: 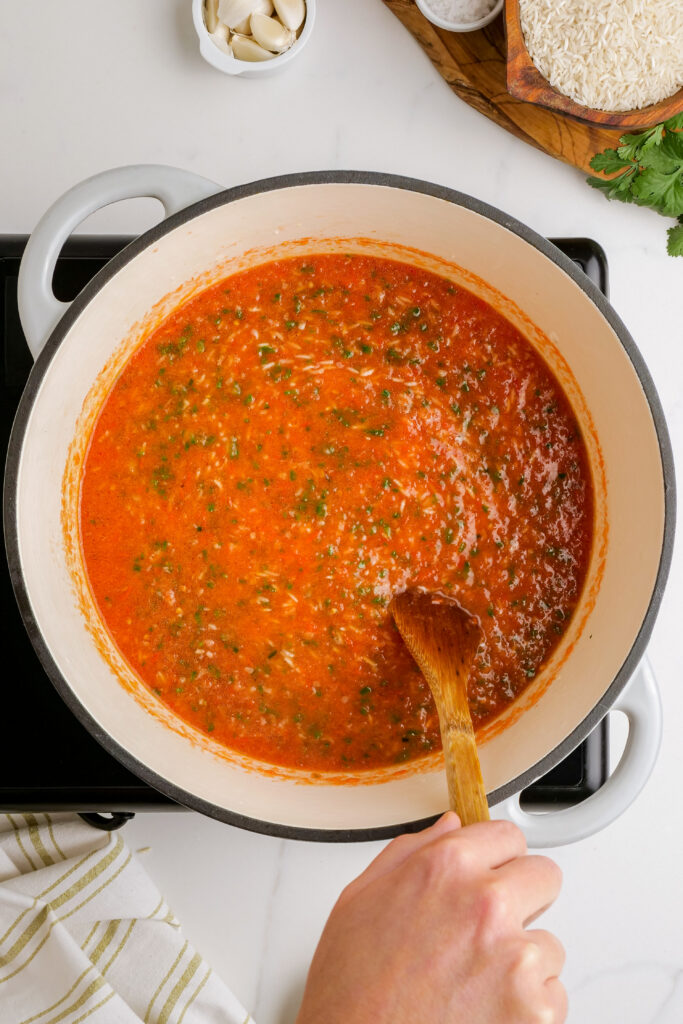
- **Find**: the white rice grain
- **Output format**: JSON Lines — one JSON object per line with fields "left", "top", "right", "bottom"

{"left": 519, "top": 0, "right": 683, "bottom": 111}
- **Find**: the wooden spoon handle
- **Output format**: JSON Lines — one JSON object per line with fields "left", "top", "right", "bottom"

{"left": 441, "top": 721, "right": 490, "bottom": 824}
{"left": 389, "top": 589, "right": 489, "bottom": 825}
{"left": 437, "top": 685, "right": 490, "bottom": 824}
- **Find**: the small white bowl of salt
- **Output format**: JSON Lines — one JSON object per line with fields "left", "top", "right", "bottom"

{"left": 416, "top": 0, "right": 503, "bottom": 32}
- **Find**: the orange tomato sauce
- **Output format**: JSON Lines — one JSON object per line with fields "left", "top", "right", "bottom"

{"left": 80, "top": 254, "right": 593, "bottom": 772}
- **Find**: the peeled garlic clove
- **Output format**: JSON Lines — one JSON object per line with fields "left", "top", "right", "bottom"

{"left": 231, "top": 33, "right": 277, "bottom": 61}
{"left": 272, "top": 0, "right": 305, "bottom": 32}
{"left": 250, "top": 13, "right": 294, "bottom": 53}
{"left": 232, "top": 15, "right": 252, "bottom": 33}
{"left": 217, "top": 0, "right": 252, "bottom": 27}
{"left": 204, "top": 0, "right": 220, "bottom": 32}
{"left": 217, "top": 0, "right": 272, "bottom": 28}
{"left": 210, "top": 21, "right": 232, "bottom": 55}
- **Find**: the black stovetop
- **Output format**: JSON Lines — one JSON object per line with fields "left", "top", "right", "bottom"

{"left": 0, "top": 234, "right": 609, "bottom": 813}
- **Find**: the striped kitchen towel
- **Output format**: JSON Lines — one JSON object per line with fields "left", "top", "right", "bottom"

{"left": 0, "top": 813, "right": 252, "bottom": 1024}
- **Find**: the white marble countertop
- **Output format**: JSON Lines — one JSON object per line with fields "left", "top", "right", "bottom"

{"left": 2, "top": 2, "right": 682, "bottom": 1021}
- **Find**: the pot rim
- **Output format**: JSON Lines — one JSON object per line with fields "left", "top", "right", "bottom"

{"left": 3, "top": 169, "right": 676, "bottom": 841}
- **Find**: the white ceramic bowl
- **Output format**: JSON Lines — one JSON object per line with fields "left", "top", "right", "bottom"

{"left": 191, "top": 0, "right": 316, "bottom": 77}
{"left": 415, "top": 0, "right": 504, "bottom": 33}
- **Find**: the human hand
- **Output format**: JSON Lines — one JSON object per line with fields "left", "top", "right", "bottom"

{"left": 296, "top": 812, "right": 565, "bottom": 1024}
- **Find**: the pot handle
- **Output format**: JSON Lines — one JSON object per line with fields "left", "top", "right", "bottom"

{"left": 498, "top": 659, "right": 661, "bottom": 848}
{"left": 18, "top": 164, "right": 222, "bottom": 360}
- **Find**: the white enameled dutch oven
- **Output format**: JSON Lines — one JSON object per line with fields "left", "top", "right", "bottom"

{"left": 4, "top": 166, "right": 675, "bottom": 846}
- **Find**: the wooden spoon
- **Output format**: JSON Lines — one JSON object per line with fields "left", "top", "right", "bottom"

{"left": 391, "top": 589, "right": 489, "bottom": 824}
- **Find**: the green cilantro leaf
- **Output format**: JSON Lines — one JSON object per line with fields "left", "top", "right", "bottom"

{"left": 667, "top": 221, "right": 683, "bottom": 258}
{"left": 589, "top": 149, "right": 631, "bottom": 174}
{"left": 587, "top": 119, "right": 683, "bottom": 256}
{"left": 631, "top": 132, "right": 683, "bottom": 218}
{"left": 664, "top": 113, "right": 683, "bottom": 132}
{"left": 632, "top": 167, "right": 683, "bottom": 217}
{"left": 617, "top": 124, "right": 664, "bottom": 161}
{"left": 586, "top": 165, "right": 636, "bottom": 201}
{"left": 653, "top": 130, "right": 683, "bottom": 163}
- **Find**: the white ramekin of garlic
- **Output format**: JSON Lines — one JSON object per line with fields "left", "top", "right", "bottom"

{"left": 192, "top": 0, "right": 314, "bottom": 76}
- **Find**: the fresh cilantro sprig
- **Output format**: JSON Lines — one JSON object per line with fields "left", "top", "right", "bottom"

{"left": 587, "top": 113, "right": 683, "bottom": 257}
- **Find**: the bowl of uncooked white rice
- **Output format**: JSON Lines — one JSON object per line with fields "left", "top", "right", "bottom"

{"left": 416, "top": 0, "right": 504, "bottom": 33}
{"left": 517, "top": 0, "right": 683, "bottom": 114}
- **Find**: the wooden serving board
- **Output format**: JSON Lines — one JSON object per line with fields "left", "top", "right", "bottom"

{"left": 384, "top": 0, "right": 624, "bottom": 174}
